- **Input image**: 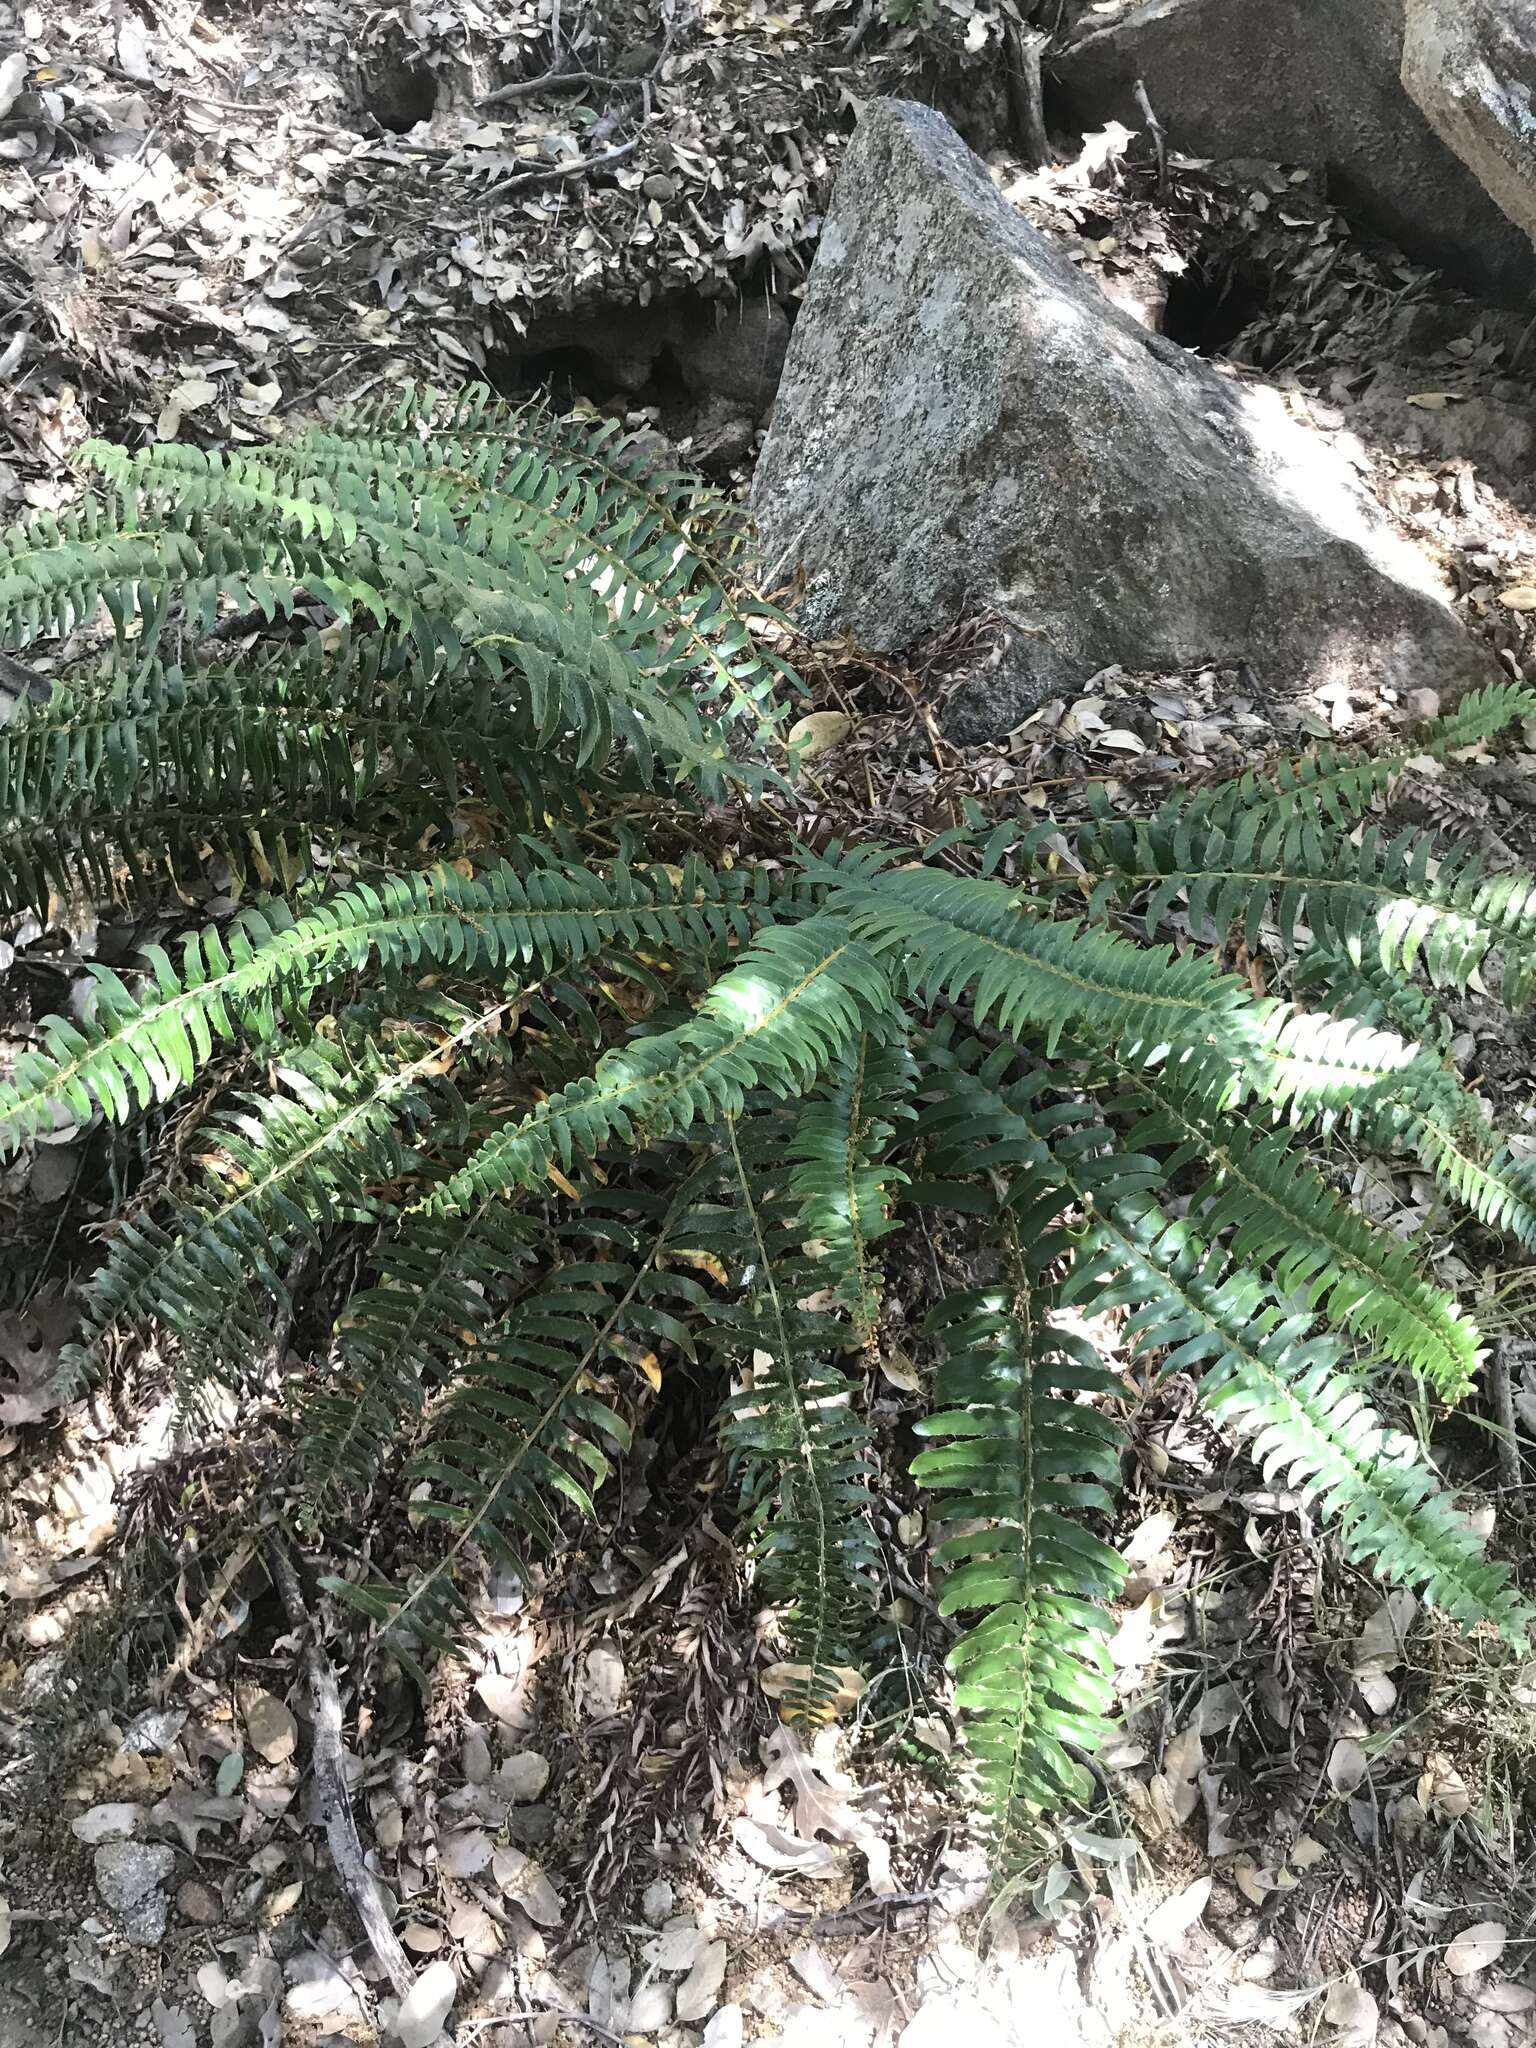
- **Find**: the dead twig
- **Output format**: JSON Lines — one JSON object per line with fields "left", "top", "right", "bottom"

{"left": 1133, "top": 76, "right": 1168, "bottom": 197}
{"left": 477, "top": 132, "right": 643, "bottom": 202}
{"left": 264, "top": 1527, "right": 417, "bottom": 2003}
{"left": 1002, "top": 22, "right": 1050, "bottom": 170}
{"left": 1490, "top": 1339, "right": 1524, "bottom": 1495}
{"left": 479, "top": 64, "right": 628, "bottom": 108}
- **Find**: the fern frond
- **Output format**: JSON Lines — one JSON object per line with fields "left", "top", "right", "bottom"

{"left": 1077, "top": 807, "right": 1536, "bottom": 1005}
{"left": 0, "top": 858, "right": 760, "bottom": 1153}
{"left": 914, "top": 1182, "right": 1127, "bottom": 1868}
{"left": 74, "top": 1008, "right": 505, "bottom": 1384}
{"left": 812, "top": 847, "right": 1267, "bottom": 1061}
{"left": 914, "top": 1041, "right": 1528, "bottom": 1638}
{"left": 280, "top": 390, "right": 793, "bottom": 752}
{"left": 324, "top": 1175, "right": 706, "bottom": 1675}
{"left": 429, "top": 917, "right": 897, "bottom": 1213}
{"left": 788, "top": 1024, "right": 915, "bottom": 1345}
{"left": 72, "top": 439, "right": 751, "bottom": 797}
{"left": 719, "top": 1120, "right": 879, "bottom": 1720}
{"left": 0, "top": 633, "right": 620, "bottom": 915}
{"left": 1102, "top": 1054, "right": 1482, "bottom": 1398}
{"left": 1182, "top": 682, "right": 1536, "bottom": 829}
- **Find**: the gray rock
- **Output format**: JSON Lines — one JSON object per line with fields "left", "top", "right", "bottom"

{"left": 674, "top": 295, "right": 790, "bottom": 415}
{"left": 1404, "top": 0, "right": 1536, "bottom": 244}
{"left": 752, "top": 100, "right": 1495, "bottom": 741}
{"left": 94, "top": 1839, "right": 176, "bottom": 1946}
{"left": 1054, "top": 0, "right": 1535, "bottom": 303}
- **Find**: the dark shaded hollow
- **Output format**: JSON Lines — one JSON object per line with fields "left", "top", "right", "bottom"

{"left": 1162, "top": 250, "right": 1274, "bottom": 356}
{"left": 363, "top": 50, "right": 438, "bottom": 134}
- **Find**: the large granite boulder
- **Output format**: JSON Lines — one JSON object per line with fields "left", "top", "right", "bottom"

{"left": 1053, "top": 0, "right": 1536, "bottom": 303}
{"left": 1404, "top": 0, "right": 1536, "bottom": 248}
{"left": 752, "top": 100, "right": 1495, "bottom": 740}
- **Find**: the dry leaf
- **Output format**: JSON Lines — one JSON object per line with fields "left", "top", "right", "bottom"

{"left": 581, "top": 1642, "right": 626, "bottom": 1719}
{"left": 1499, "top": 586, "right": 1536, "bottom": 611}
{"left": 1445, "top": 1921, "right": 1507, "bottom": 1977}
{"left": 441, "top": 1827, "right": 493, "bottom": 1877}
{"left": 787, "top": 710, "right": 853, "bottom": 759}
{"left": 731, "top": 1815, "right": 837, "bottom": 1876}
{"left": 760, "top": 1725, "right": 894, "bottom": 1892}
{"left": 1327, "top": 1737, "right": 1368, "bottom": 1795}
{"left": 241, "top": 1688, "right": 296, "bottom": 1765}
{"left": 1475, "top": 1982, "right": 1536, "bottom": 2014}
{"left": 491, "top": 1845, "right": 563, "bottom": 1926}
{"left": 675, "top": 1941, "right": 727, "bottom": 2023}
{"left": 394, "top": 1959, "right": 457, "bottom": 2048}
{"left": 1323, "top": 1977, "right": 1379, "bottom": 2047}
{"left": 760, "top": 1663, "right": 865, "bottom": 1718}
{"left": 1290, "top": 1834, "right": 1327, "bottom": 1869}
{"left": 496, "top": 1751, "right": 550, "bottom": 1802}
{"left": 0, "top": 1895, "right": 10, "bottom": 1959}
{"left": 0, "top": 1297, "right": 76, "bottom": 1426}
{"left": 1352, "top": 1592, "right": 1416, "bottom": 1716}
{"left": 1144, "top": 1875, "right": 1211, "bottom": 1948}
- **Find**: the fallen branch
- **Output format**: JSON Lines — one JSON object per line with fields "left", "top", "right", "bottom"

{"left": 478, "top": 133, "right": 644, "bottom": 203}
{"left": 479, "top": 64, "right": 626, "bottom": 108}
{"left": 264, "top": 1528, "right": 416, "bottom": 2003}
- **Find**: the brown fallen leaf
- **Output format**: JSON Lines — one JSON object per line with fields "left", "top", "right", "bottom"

{"left": 239, "top": 1687, "right": 297, "bottom": 1765}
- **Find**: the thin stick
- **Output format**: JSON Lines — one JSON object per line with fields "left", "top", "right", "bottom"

{"left": 1003, "top": 23, "right": 1050, "bottom": 169}
{"left": 1490, "top": 1340, "right": 1523, "bottom": 1495}
{"left": 478, "top": 133, "right": 642, "bottom": 202}
{"left": 457, "top": 2012, "right": 635, "bottom": 2048}
{"left": 264, "top": 1529, "right": 416, "bottom": 2002}
{"left": 1133, "top": 76, "right": 1168, "bottom": 196}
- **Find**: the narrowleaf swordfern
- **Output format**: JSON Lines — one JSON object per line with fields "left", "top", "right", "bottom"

{"left": 1, "top": 384, "right": 1534, "bottom": 1878}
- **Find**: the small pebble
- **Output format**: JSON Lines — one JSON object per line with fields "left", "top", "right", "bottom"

{"left": 177, "top": 1879, "right": 222, "bottom": 1924}
{"left": 1404, "top": 686, "right": 1440, "bottom": 722}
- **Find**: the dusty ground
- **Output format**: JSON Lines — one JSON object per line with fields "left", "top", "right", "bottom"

{"left": 7, "top": 3, "right": 1536, "bottom": 2045}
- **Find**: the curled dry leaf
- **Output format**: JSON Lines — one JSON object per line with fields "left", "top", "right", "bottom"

{"left": 240, "top": 1687, "right": 297, "bottom": 1765}
{"left": 393, "top": 1958, "right": 457, "bottom": 2048}
{"left": 492, "top": 1844, "right": 563, "bottom": 1926}
{"left": 1143, "top": 1875, "right": 1211, "bottom": 1949}
{"left": 1445, "top": 1921, "right": 1507, "bottom": 1978}
{"left": 1327, "top": 1737, "right": 1368, "bottom": 1796}
{"left": 732, "top": 1815, "right": 837, "bottom": 1876}
{"left": 787, "top": 710, "right": 852, "bottom": 760}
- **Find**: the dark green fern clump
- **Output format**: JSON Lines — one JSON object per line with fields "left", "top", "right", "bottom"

{"left": 2, "top": 385, "right": 1534, "bottom": 1877}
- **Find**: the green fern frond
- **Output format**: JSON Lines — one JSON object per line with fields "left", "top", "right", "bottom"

{"left": 429, "top": 917, "right": 897, "bottom": 1214}
{"left": 0, "top": 858, "right": 761, "bottom": 1154}
{"left": 74, "top": 1008, "right": 505, "bottom": 1383}
{"left": 788, "top": 1024, "right": 915, "bottom": 1345}
{"left": 279, "top": 391, "right": 792, "bottom": 750}
{"left": 324, "top": 1176, "right": 705, "bottom": 1676}
{"left": 914, "top": 1184, "right": 1127, "bottom": 1867}
{"left": 1102, "top": 1054, "right": 1482, "bottom": 1397}
{"left": 914, "top": 1041, "right": 1527, "bottom": 1637}
{"left": 812, "top": 847, "right": 1267, "bottom": 1061}
{"left": 719, "top": 1120, "right": 879, "bottom": 1720}
{"left": 1181, "top": 682, "right": 1536, "bottom": 830}
{"left": 1077, "top": 806, "right": 1536, "bottom": 1005}
{"left": 1074, "top": 1206, "right": 1528, "bottom": 1636}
